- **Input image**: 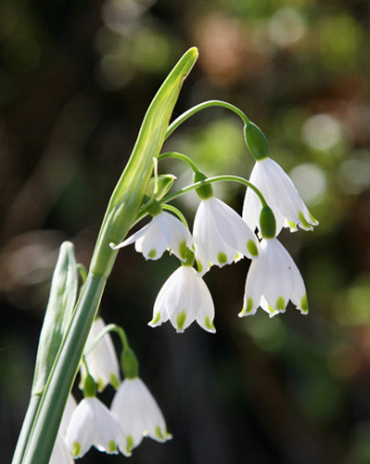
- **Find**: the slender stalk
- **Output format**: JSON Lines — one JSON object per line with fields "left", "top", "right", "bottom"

{"left": 158, "top": 152, "right": 199, "bottom": 172}
{"left": 165, "top": 100, "right": 250, "bottom": 140}
{"left": 11, "top": 397, "right": 40, "bottom": 464}
{"left": 22, "top": 273, "right": 107, "bottom": 464}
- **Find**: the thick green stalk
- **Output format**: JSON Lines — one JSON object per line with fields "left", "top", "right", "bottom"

{"left": 18, "top": 47, "right": 198, "bottom": 464}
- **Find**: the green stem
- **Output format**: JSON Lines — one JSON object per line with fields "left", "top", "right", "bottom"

{"left": 84, "top": 323, "right": 130, "bottom": 355}
{"left": 165, "top": 100, "right": 250, "bottom": 140}
{"left": 158, "top": 152, "right": 199, "bottom": 172}
{"left": 162, "top": 204, "right": 190, "bottom": 228}
{"left": 11, "top": 396, "right": 40, "bottom": 464}
{"left": 22, "top": 273, "right": 106, "bottom": 464}
{"left": 161, "top": 175, "right": 267, "bottom": 207}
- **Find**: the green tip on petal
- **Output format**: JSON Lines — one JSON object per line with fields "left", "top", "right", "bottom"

{"left": 205, "top": 316, "right": 216, "bottom": 332}
{"left": 196, "top": 259, "right": 203, "bottom": 274}
{"left": 97, "top": 378, "right": 104, "bottom": 392}
{"left": 298, "top": 211, "right": 313, "bottom": 230}
{"left": 108, "top": 440, "right": 118, "bottom": 453}
{"left": 301, "top": 294, "right": 309, "bottom": 313}
{"left": 150, "top": 311, "right": 161, "bottom": 326}
{"left": 148, "top": 248, "right": 157, "bottom": 258}
{"left": 127, "top": 435, "right": 134, "bottom": 452}
{"left": 276, "top": 296, "right": 286, "bottom": 311}
{"left": 217, "top": 252, "right": 227, "bottom": 264}
{"left": 178, "top": 240, "right": 187, "bottom": 260}
{"left": 110, "top": 373, "right": 120, "bottom": 390}
{"left": 176, "top": 310, "right": 187, "bottom": 332}
{"left": 287, "top": 219, "right": 297, "bottom": 231}
{"left": 155, "top": 426, "right": 165, "bottom": 440}
{"left": 247, "top": 240, "right": 259, "bottom": 257}
{"left": 309, "top": 211, "right": 319, "bottom": 225}
{"left": 238, "top": 297, "right": 254, "bottom": 317}
{"left": 73, "top": 442, "right": 81, "bottom": 457}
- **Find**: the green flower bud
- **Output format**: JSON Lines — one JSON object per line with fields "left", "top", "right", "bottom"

{"left": 244, "top": 122, "right": 269, "bottom": 161}
{"left": 121, "top": 349, "right": 139, "bottom": 379}
{"left": 83, "top": 374, "right": 97, "bottom": 398}
{"left": 194, "top": 171, "right": 213, "bottom": 200}
{"left": 145, "top": 174, "right": 176, "bottom": 201}
{"left": 259, "top": 206, "right": 276, "bottom": 238}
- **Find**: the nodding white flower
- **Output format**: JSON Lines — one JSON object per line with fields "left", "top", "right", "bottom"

{"left": 239, "top": 238, "right": 308, "bottom": 318}
{"left": 65, "top": 396, "right": 130, "bottom": 458}
{"left": 149, "top": 265, "right": 216, "bottom": 333}
{"left": 80, "top": 317, "right": 120, "bottom": 392}
{"left": 242, "top": 157, "right": 318, "bottom": 235}
{"left": 193, "top": 197, "right": 259, "bottom": 275}
{"left": 111, "top": 210, "right": 192, "bottom": 262}
{"left": 50, "top": 434, "right": 74, "bottom": 464}
{"left": 111, "top": 377, "right": 172, "bottom": 451}
{"left": 60, "top": 394, "right": 77, "bottom": 437}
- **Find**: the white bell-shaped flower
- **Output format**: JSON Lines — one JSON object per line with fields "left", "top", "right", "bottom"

{"left": 149, "top": 265, "right": 216, "bottom": 333}
{"left": 242, "top": 157, "right": 318, "bottom": 235}
{"left": 50, "top": 434, "right": 74, "bottom": 464}
{"left": 80, "top": 317, "right": 120, "bottom": 392}
{"left": 111, "top": 377, "right": 171, "bottom": 451}
{"left": 111, "top": 210, "right": 192, "bottom": 262}
{"left": 60, "top": 394, "right": 77, "bottom": 437}
{"left": 65, "top": 396, "right": 130, "bottom": 458}
{"left": 193, "top": 197, "right": 259, "bottom": 275}
{"left": 239, "top": 238, "right": 308, "bottom": 318}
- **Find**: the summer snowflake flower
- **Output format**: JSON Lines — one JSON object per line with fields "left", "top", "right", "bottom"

{"left": 242, "top": 157, "right": 318, "bottom": 235}
{"left": 193, "top": 197, "right": 259, "bottom": 275}
{"left": 80, "top": 317, "right": 120, "bottom": 392}
{"left": 111, "top": 377, "right": 171, "bottom": 451}
{"left": 149, "top": 265, "right": 216, "bottom": 333}
{"left": 111, "top": 210, "right": 192, "bottom": 262}
{"left": 239, "top": 238, "right": 308, "bottom": 318}
{"left": 65, "top": 396, "right": 130, "bottom": 458}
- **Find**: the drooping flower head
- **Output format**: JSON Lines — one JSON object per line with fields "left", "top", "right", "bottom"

{"left": 192, "top": 171, "right": 259, "bottom": 275}
{"left": 65, "top": 375, "right": 130, "bottom": 458}
{"left": 149, "top": 260, "right": 216, "bottom": 333}
{"left": 239, "top": 237, "right": 308, "bottom": 318}
{"left": 242, "top": 157, "right": 318, "bottom": 235}
{"left": 111, "top": 377, "right": 172, "bottom": 451}
{"left": 111, "top": 201, "right": 192, "bottom": 262}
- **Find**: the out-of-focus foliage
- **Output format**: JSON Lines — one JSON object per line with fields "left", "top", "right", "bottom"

{"left": 0, "top": 0, "right": 369, "bottom": 463}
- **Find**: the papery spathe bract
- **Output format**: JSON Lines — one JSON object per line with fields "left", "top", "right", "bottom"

{"left": 193, "top": 197, "right": 259, "bottom": 275}
{"left": 239, "top": 238, "right": 308, "bottom": 317}
{"left": 65, "top": 397, "right": 130, "bottom": 458}
{"left": 242, "top": 157, "right": 318, "bottom": 235}
{"left": 111, "top": 377, "right": 171, "bottom": 451}
{"left": 149, "top": 265, "right": 216, "bottom": 333}
{"left": 111, "top": 210, "right": 192, "bottom": 262}
{"left": 80, "top": 317, "right": 120, "bottom": 392}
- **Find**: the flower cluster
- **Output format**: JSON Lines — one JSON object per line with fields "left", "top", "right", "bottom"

{"left": 113, "top": 147, "right": 317, "bottom": 328}
{"left": 49, "top": 318, "right": 171, "bottom": 462}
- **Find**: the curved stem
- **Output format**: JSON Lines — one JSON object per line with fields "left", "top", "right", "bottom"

{"left": 158, "top": 152, "right": 199, "bottom": 173}
{"left": 162, "top": 204, "right": 189, "bottom": 228}
{"left": 165, "top": 100, "right": 250, "bottom": 140}
{"left": 161, "top": 175, "right": 267, "bottom": 207}
{"left": 84, "top": 324, "right": 130, "bottom": 355}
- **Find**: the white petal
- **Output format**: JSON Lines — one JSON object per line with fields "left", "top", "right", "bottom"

{"left": 194, "top": 274, "right": 216, "bottom": 333}
{"left": 157, "top": 212, "right": 193, "bottom": 261}
{"left": 111, "top": 378, "right": 170, "bottom": 450}
{"left": 60, "top": 394, "right": 77, "bottom": 437}
{"left": 240, "top": 248, "right": 266, "bottom": 317}
{"left": 50, "top": 434, "right": 74, "bottom": 464}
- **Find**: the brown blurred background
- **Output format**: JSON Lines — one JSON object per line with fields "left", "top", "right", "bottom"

{"left": 1, "top": 0, "right": 370, "bottom": 463}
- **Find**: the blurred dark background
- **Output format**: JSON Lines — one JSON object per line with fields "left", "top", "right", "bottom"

{"left": 1, "top": 0, "right": 370, "bottom": 463}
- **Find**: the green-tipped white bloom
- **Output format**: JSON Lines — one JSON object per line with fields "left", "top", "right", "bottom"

{"left": 80, "top": 318, "right": 120, "bottom": 392}
{"left": 60, "top": 394, "right": 77, "bottom": 436}
{"left": 111, "top": 377, "right": 172, "bottom": 451}
{"left": 193, "top": 197, "right": 259, "bottom": 275}
{"left": 65, "top": 397, "right": 130, "bottom": 458}
{"left": 111, "top": 211, "right": 192, "bottom": 262}
{"left": 242, "top": 157, "right": 318, "bottom": 235}
{"left": 149, "top": 266, "right": 216, "bottom": 333}
{"left": 50, "top": 434, "right": 74, "bottom": 464}
{"left": 239, "top": 238, "right": 308, "bottom": 318}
